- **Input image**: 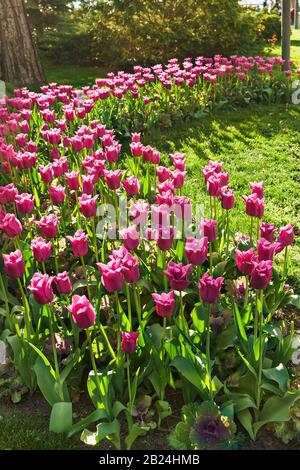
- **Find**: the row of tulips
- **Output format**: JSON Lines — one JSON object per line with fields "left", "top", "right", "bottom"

{"left": 0, "top": 62, "right": 299, "bottom": 448}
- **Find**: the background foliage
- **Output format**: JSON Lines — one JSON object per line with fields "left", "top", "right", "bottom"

{"left": 25, "top": 0, "right": 282, "bottom": 70}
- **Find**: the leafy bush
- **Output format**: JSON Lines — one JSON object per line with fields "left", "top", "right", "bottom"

{"left": 256, "top": 10, "right": 282, "bottom": 42}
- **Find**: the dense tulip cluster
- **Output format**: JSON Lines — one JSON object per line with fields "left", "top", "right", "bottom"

{"left": 0, "top": 55, "right": 298, "bottom": 449}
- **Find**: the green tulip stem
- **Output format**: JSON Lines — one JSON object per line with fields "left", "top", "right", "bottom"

{"left": 257, "top": 218, "right": 260, "bottom": 242}
{"left": 257, "top": 289, "right": 264, "bottom": 409}
{"left": 114, "top": 191, "right": 119, "bottom": 229}
{"left": 179, "top": 291, "right": 186, "bottom": 332}
{"left": 17, "top": 277, "right": 32, "bottom": 337}
{"left": 86, "top": 328, "right": 102, "bottom": 406}
{"left": 114, "top": 291, "right": 121, "bottom": 364}
{"left": 161, "top": 249, "right": 168, "bottom": 291}
{"left": 133, "top": 283, "right": 142, "bottom": 325}
{"left": 209, "top": 242, "right": 213, "bottom": 275}
{"left": 91, "top": 216, "right": 99, "bottom": 263}
{"left": 0, "top": 272, "right": 15, "bottom": 333}
{"left": 210, "top": 196, "right": 213, "bottom": 219}
{"left": 99, "top": 323, "right": 116, "bottom": 361}
{"left": 206, "top": 303, "right": 213, "bottom": 401}
{"left": 80, "top": 256, "right": 92, "bottom": 299}
{"left": 75, "top": 190, "right": 82, "bottom": 228}
{"left": 0, "top": 272, "right": 9, "bottom": 318}
{"left": 41, "top": 261, "right": 47, "bottom": 274}
{"left": 125, "top": 282, "right": 132, "bottom": 330}
{"left": 244, "top": 275, "right": 249, "bottom": 308}
{"left": 54, "top": 239, "right": 59, "bottom": 274}
{"left": 283, "top": 246, "right": 289, "bottom": 279}
{"left": 254, "top": 289, "right": 259, "bottom": 342}
{"left": 213, "top": 197, "right": 217, "bottom": 220}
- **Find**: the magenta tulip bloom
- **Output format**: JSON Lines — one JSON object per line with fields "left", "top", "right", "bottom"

{"left": 121, "top": 331, "right": 139, "bottom": 354}
{"left": 250, "top": 181, "right": 264, "bottom": 199}
{"left": 221, "top": 187, "right": 234, "bottom": 210}
{"left": 109, "top": 246, "right": 129, "bottom": 263}
{"left": 152, "top": 291, "right": 175, "bottom": 318}
{"left": 200, "top": 219, "right": 217, "bottom": 242}
{"left": 65, "top": 171, "right": 80, "bottom": 191}
{"left": 49, "top": 185, "right": 66, "bottom": 205}
{"left": 277, "top": 224, "right": 295, "bottom": 247}
{"left": 54, "top": 271, "right": 72, "bottom": 294}
{"left": 236, "top": 248, "right": 256, "bottom": 275}
{"left": 123, "top": 176, "right": 140, "bottom": 196}
{"left": 28, "top": 273, "right": 54, "bottom": 304}
{"left": 97, "top": 260, "right": 123, "bottom": 292}
{"left": 185, "top": 236, "right": 208, "bottom": 265}
{"left": 105, "top": 144, "right": 122, "bottom": 163}
{"left": 104, "top": 169, "right": 123, "bottom": 190}
{"left": 243, "top": 194, "right": 264, "bottom": 218}
{"left": 3, "top": 249, "right": 24, "bottom": 279}
{"left": 0, "top": 183, "right": 18, "bottom": 205}
{"left": 207, "top": 174, "right": 222, "bottom": 197}
{"left": 202, "top": 161, "right": 223, "bottom": 182}
{"left": 172, "top": 169, "right": 186, "bottom": 189}
{"left": 260, "top": 222, "right": 277, "bottom": 242}
{"left": 130, "top": 201, "right": 149, "bottom": 226}
{"left": 122, "top": 253, "right": 140, "bottom": 283}
{"left": 81, "top": 175, "right": 95, "bottom": 195}
{"left": 250, "top": 260, "right": 273, "bottom": 290}
{"left": 36, "top": 214, "right": 58, "bottom": 238}
{"left": 78, "top": 194, "right": 98, "bottom": 218}
{"left": 163, "top": 262, "right": 191, "bottom": 291}
{"left": 15, "top": 193, "right": 35, "bottom": 214}
{"left": 67, "top": 295, "right": 96, "bottom": 329}
{"left": 120, "top": 225, "right": 140, "bottom": 251}
{"left": 131, "top": 132, "right": 141, "bottom": 143}
{"left": 199, "top": 273, "right": 224, "bottom": 304}
{"left": 67, "top": 229, "right": 89, "bottom": 257}
{"left": 30, "top": 237, "right": 52, "bottom": 262}
{"left": 0, "top": 213, "right": 22, "bottom": 238}
{"left": 257, "top": 238, "right": 277, "bottom": 261}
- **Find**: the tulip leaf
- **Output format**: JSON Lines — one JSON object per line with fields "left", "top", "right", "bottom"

{"left": 221, "top": 393, "right": 257, "bottom": 413}
{"left": 262, "top": 363, "right": 289, "bottom": 392}
{"left": 81, "top": 419, "right": 120, "bottom": 448}
{"left": 175, "top": 240, "right": 184, "bottom": 261}
{"left": 60, "top": 348, "right": 81, "bottom": 384}
{"left": 253, "top": 392, "right": 300, "bottom": 437}
{"left": 171, "top": 356, "right": 208, "bottom": 399}
{"left": 49, "top": 402, "right": 73, "bottom": 434}
{"left": 33, "top": 357, "right": 63, "bottom": 406}
{"left": 125, "top": 423, "right": 153, "bottom": 450}
{"left": 237, "top": 408, "right": 255, "bottom": 440}
{"left": 284, "top": 295, "right": 300, "bottom": 310}
{"left": 233, "top": 302, "right": 247, "bottom": 343}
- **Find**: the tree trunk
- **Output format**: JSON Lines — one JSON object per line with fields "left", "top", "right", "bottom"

{"left": 0, "top": 0, "right": 44, "bottom": 85}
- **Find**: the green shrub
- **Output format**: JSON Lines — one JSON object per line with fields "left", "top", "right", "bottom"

{"left": 257, "top": 9, "right": 282, "bottom": 42}
{"left": 76, "top": 0, "right": 261, "bottom": 69}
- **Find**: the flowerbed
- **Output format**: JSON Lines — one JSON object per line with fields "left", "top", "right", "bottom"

{"left": 0, "top": 56, "right": 300, "bottom": 450}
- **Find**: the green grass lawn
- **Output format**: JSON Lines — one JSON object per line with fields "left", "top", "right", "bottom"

{"left": 43, "top": 62, "right": 107, "bottom": 87}
{"left": 147, "top": 103, "right": 300, "bottom": 293}
{"left": 1, "top": 33, "right": 300, "bottom": 452}
{"left": 271, "top": 28, "right": 300, "bottom": 66}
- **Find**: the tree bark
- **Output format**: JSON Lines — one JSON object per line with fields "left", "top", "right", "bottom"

{"left": 0, "top": 0, "right": 44, "bottom": 84}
